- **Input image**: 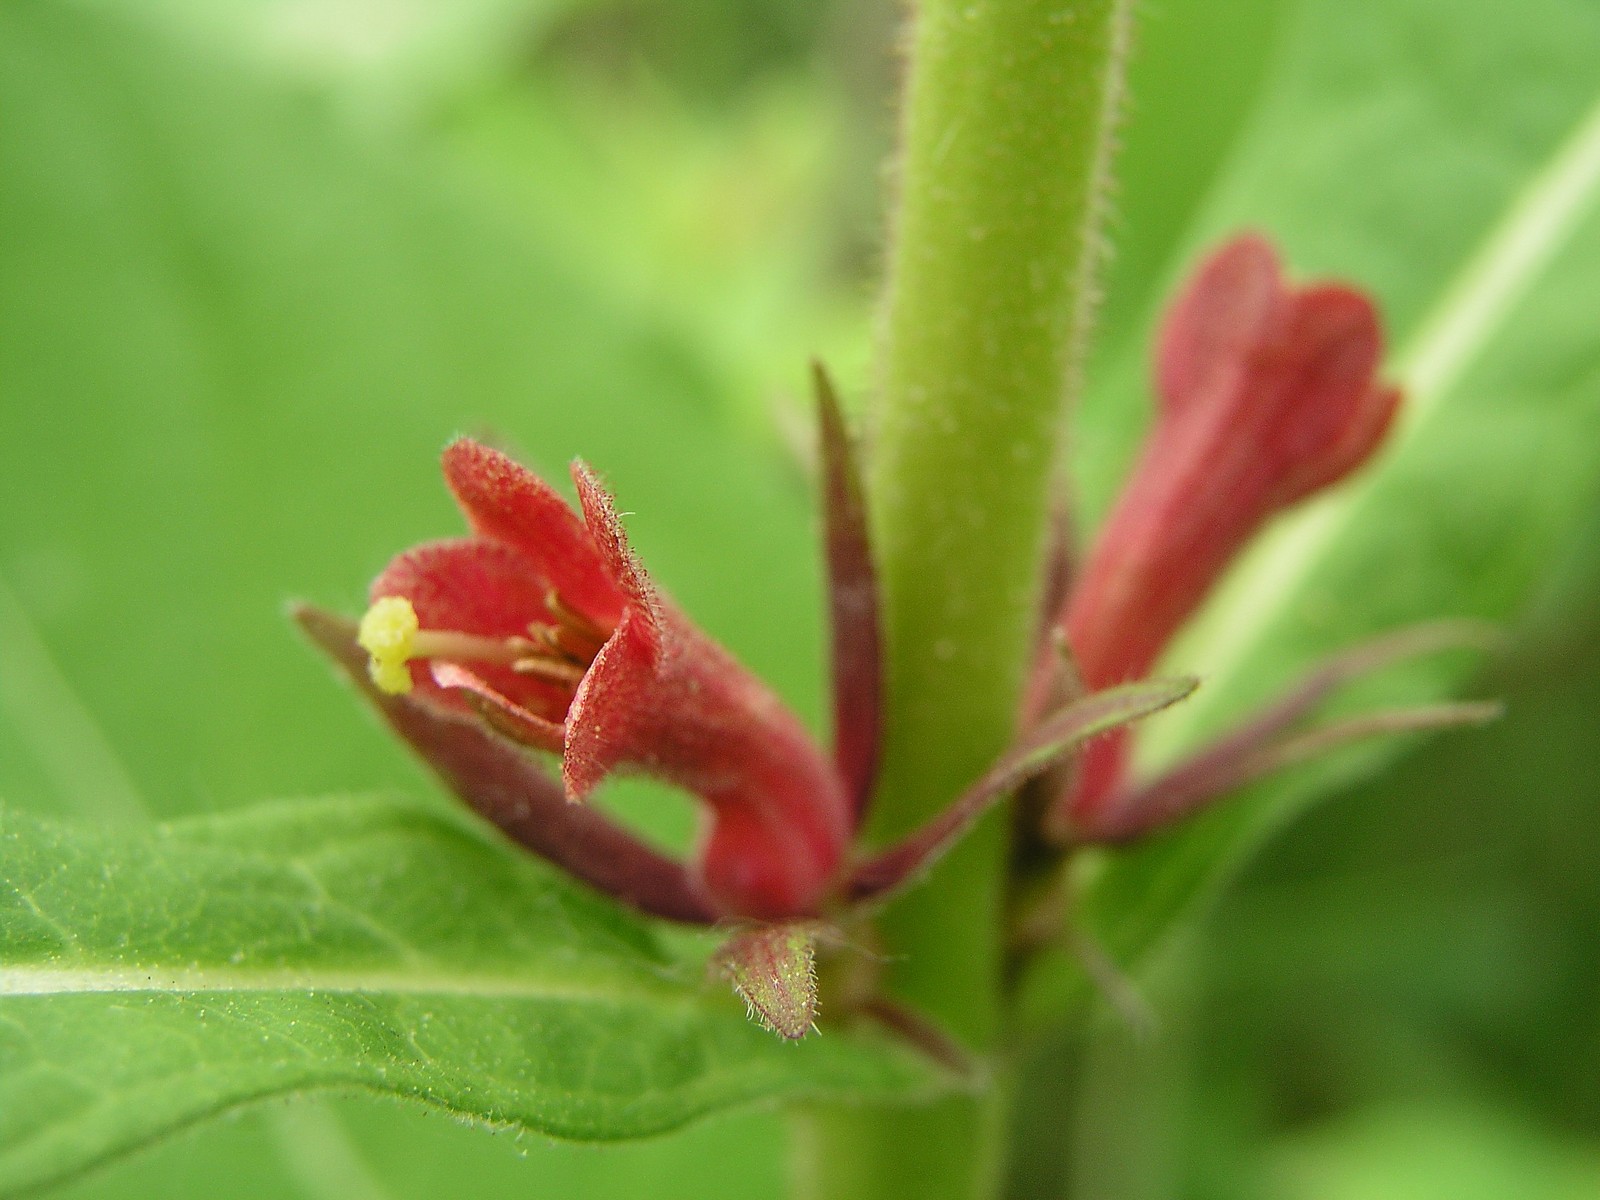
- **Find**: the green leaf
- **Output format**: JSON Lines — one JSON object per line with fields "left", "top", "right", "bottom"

{"left": 0, "top": 798, "right": 947, "bottom": 1196}
{"left": 1073, "top": 0, "right": 1600, "bottom": 966}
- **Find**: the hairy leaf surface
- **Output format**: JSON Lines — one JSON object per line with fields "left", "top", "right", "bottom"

{"left": 0, "top": 799, "right": 945, "bottom": 1196}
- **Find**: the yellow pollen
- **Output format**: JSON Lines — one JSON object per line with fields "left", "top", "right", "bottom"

{"left": 358, "top": 596, "right": 419, "bottom": 695}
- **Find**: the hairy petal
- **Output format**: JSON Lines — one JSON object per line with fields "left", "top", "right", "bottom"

{"left": 431, "top": 662, "right": 565, "bottom": 754}
{"left": 565, "top": 601, "right": 851, "bottom": 920}
{"left": 359, "top": 444, "right": 851, "bottom": 923}
{"left": 1067, "top": 248, "right": 1399, "bottom": 689}
{"left": 561, "top": 607, "right": 665, "bottom": 802}
{"left": 572, "top": 460, "right": 659, "bottom": 630}
{"left": 442, "top": 438, "right": 626, "bottom": 629}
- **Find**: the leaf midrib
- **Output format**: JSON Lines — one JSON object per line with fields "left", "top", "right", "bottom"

{"left": 0, "top": 964, "right": 691, "bottom": 1005}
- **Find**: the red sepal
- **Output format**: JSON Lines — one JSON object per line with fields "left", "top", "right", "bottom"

{"left": 814, "top": 362, "right": 884, "bottom": 826}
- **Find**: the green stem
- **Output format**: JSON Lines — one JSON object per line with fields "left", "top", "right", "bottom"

{"left": 793, "top": 2, "right": 1131, "bottom": 1198}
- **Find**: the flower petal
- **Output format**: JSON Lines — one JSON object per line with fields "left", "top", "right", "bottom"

{"left": 1155, "top": 232, "right": 1286, "bottom": 413}
{"left": 441, "top": 438, "right": 626, "bottom": 630}
{"left": 1065, "top": 237, "right": 1400, "bottom": 693}
{"left": 1265, "top": 285, "right": 1398, "bottom": 504}
{"left": 561, "top": 605, "right": 661, "bottom": 803}
{"left": 698, "top": 799, "right": 843, "bottom": 921}
{"left": 352, "top": 444, "right": 850, "bottom": 923}
{"left": 571, "top": 460, "right": 659, "bottom": 637}
{"left": 431, "top": 661, "right": 565, "bottom": 755}
{"left": 564, "top": 597, "right": 849, "bottom": 918}
{"left": 371, "top": 537, "right": 571, "bottom": 722}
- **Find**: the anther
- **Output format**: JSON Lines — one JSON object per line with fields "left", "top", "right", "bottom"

{"left": 531, "top": 621, "right": 603, "bottom": 664}
{"left": 545, "top": 590, "right": 612, "bottom": 643}
{"left": 512, "top": 657, "right": 586, "bottom": 686}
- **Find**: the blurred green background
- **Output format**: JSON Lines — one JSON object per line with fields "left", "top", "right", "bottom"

{"left": 2, "top": 0, "right": 1597, "bottom": 1196}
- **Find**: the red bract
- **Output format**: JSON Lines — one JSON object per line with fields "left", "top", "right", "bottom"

{"left": 363, "top": 438, "right": 852, "bottom": 920}
{"left": 1058, "top": 234, "right": 1401, "bottom": 828}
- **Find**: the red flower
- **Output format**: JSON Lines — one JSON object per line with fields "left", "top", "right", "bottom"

{"left": 306, "top": 387, "right": 1192, "bottom": 928}
{"left": 1057, "top": 234, "right": 1401, "bottom": 828}
{"left": 291, "top": 267, "right": 1486, "bottom": 1040}
{"left": 300, "top": 376, "right": 1205, "bottom": 1036}
{"left": 357, "top": 438, "right": 852, "bottom": 920}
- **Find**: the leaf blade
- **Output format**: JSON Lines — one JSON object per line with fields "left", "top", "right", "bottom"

{"left": 0, "top": 799, "right": 947, "bottom": 1196}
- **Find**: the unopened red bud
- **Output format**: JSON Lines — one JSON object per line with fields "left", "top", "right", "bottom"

{"left": 1060, "top": 234, "right": 1399, "bottom": 824}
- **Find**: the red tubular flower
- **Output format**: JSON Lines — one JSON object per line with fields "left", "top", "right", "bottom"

{"left": 1059, "top": 234, "right": 1401, "bottom": 828}
{"left": 302, "top": 378, "right": 1199, "bottom": 1036}
{"left": 360, "top": 438, "right": 851, "bottom": 920}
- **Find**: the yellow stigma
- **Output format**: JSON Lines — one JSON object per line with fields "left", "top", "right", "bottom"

{"left": 358, "top": 596, "right": 419, "bottom": 695}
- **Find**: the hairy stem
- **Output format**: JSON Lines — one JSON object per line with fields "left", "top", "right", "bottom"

{"left": 793, "top": 2, "right": 1132, "bottom": 1197}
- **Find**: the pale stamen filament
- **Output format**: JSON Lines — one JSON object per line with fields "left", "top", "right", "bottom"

{"left": 410, "top": 630, "right": 588, "bottom": 687}
{"left": 360, "top": 593, "right": 612, "bottom": 697}
{"left": 407, "top": 629, "right": 537, "bottom": 666}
